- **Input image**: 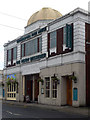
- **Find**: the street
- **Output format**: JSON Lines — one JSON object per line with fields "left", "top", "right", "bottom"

{"left": 2, "top": 103, "right": 88, "bottom": 119}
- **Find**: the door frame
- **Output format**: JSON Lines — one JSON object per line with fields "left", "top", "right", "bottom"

{"left": 67, "top": 77, "right": 72, "bottom": 106}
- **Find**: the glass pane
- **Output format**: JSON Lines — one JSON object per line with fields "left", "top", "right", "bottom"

{"left": 8, "top": 87, "right": 9, "bottom": 92}
{"left": 45, "top": 77, "right": 50, "bottom": 97}
{"left": 10, "top": 84, "right": 11, "bottom": 91}
{"left": 52, "top": 90, "right": 54, "bottom": 98}
{"left": 55, "top": 90, "right": 57, "bottom": 98}
{"left": 14, "top": 93, "right": 16, "bottom": 98}
{"left": 63, "top": 27, "right": 66, "bottom": 44}
{"left": 33, "top": 39, "right": 38, "bottom": 54}
{"left": 14, "top": 83, "right": 16, "bottom": 91}
{"left": 13, "top": 47, "right": 17, "bottom": 60}
{"left": 52, "top": 80, "right": 57, "bottom": 98}
{"left": 21, "top": 44, "right": 24, "bottom": 57}
{"left": 46, "top": 90, "right": 50, "bottom": 97}
{"left": 50, "top": 31, "right": 57, "bottom": 48}
{"left": 8, "top": 49, "right": 11, "bottom": 61}
{"left": 25, "top": 42, "right": 29, "bottom": 56}
{"left": 45, "top": 77, "right": 50, "bottom": 82}
{"left": 12, "top": 84, "right": 13, "bottom": 92}
{"left": 29, "top": 40, "right": 36, "bottom": 55}
{"left": 29, "top": 40, "right": 33, "bottom": 55}
{"left": 55, "top": 82, "right": 57, "bottom": 89}
{"left": 39, "top": 37, "right": 42, "bottom": 52}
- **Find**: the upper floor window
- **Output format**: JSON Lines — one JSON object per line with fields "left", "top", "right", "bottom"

{"left": 21, "top": 44, "right": 25, "bottom": 57}
{"left": 25, "top": 41, "right": 30, "bottom": 56}
{"left": 31, "top": 38, "right": 38, "bottom": 54}
{"left": 63, "top": 24, "right": 73, "bottom": 51}
{"left": 21, "top": 37, "right": 42, "bottom": 57}
{"left": 39, "top": 37, "right": 42, "bottom": 52}
{"left": 7, "top": 49, "right": 11, "bottom": 61}
{"left": 13, "top": 47, "right": 17, "bottom": 60}
{"left": 7, "top": 47, "right": 17, "bottom": 66}
{"left": 63, "top": 27, "right": 66, "bottom": 45}
{"left": 50, "top": 31, "right": 57, "bottom": 49}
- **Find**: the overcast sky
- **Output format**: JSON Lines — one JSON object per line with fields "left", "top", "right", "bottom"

{"left": 0, "top": 0, "right": 89, "bottom": 70}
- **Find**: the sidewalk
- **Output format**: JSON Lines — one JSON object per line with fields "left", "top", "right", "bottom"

{"left": 2, "top": 100, "right": 89, "bottom": 117}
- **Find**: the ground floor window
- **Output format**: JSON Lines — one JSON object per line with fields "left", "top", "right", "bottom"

{"left": 45, "top": 77, "right": 50, "bottom": 98}
{"left": 52, "top": 80, "right": 57, "bottom": 98}
{"left": 7, "top": 83, "right": 17, "bottom": 100}
{"left": 45, "top": 77, "right": 58, "bottom": 98}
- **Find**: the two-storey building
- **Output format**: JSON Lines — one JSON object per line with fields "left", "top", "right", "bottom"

{"left": 3, "top": 7, "right": 90, "bottom": 106}
{"left": 0, "top": 70, "right": 4, "bottom": 99}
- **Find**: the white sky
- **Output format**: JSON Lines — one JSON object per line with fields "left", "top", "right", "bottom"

{"left": 0, "top": 0, "right": 89, "bottom": 70}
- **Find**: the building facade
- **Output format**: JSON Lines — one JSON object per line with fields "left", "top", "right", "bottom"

{"left": 3, "top": 7, "right": 90, "bottom": 106}
{"left": 0, "top": 70, "right": 4, "bottom": 99}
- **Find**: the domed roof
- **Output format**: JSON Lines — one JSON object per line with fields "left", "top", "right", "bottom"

{"left": 27, "top": 7, "right": 62, "bottom": 25}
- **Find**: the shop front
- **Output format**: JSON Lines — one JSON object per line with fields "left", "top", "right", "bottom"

{"left": 23, "top": 74, "right": 39, "bottom": 102}
{"left": 38, "top": 62, "right": 86, "bottom": 107}
{"left": 6, "top": 74, "right": 18, "bottom": 101}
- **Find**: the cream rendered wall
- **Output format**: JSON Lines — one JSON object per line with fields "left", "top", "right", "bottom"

{"left": 39, "top": 63, "right": 85, "bottom": 106}
{"left": 61, "top": 77, "right": 67, "bottom": 105}
{"left": 4, "top": 48, "right": 7, "bottom": 68}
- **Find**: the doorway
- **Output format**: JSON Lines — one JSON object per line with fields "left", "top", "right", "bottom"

{"left": 67, "top": 78, "right": 72, "bottom": 105}
{"left": 25, "top": 76, "right": 33, "bottom": 101}
{"left": 34, "top": 80, "right": 39, "bottom": 101}
{"left": 25, "top": 74, "right": 39, "bottom": 102}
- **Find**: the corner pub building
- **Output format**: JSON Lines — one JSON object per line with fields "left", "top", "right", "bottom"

{"left": 3, "top": 7, "right": 90, "bottom": 107}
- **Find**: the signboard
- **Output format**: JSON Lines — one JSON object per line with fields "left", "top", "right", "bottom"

{"left": 16, "top": 53, "right": 46, "bottom": 65}
{"left": 30, "top": 53, "right": 46, "bottom": 62}
{"left": 73, "top": 88, "right": 78, "bottom": 101}
{"left": 7, "top": 74, "right": 16, "bottom": 81}
{"left": 17, "top": 27, "right": 47, "bottom": 43}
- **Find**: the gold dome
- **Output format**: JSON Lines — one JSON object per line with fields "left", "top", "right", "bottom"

{"left": 27, "top": 7, "right": 62, "bottom": 25}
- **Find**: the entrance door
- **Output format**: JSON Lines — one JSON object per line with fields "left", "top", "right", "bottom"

{"left": 67, "top": 79, "right": 72, "bottom": 105}
{"left": 34, "top": 80, "right": 39, "bottom": 101}
{"left": 26, "top": 79, "right": 33, "bottom": 101}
